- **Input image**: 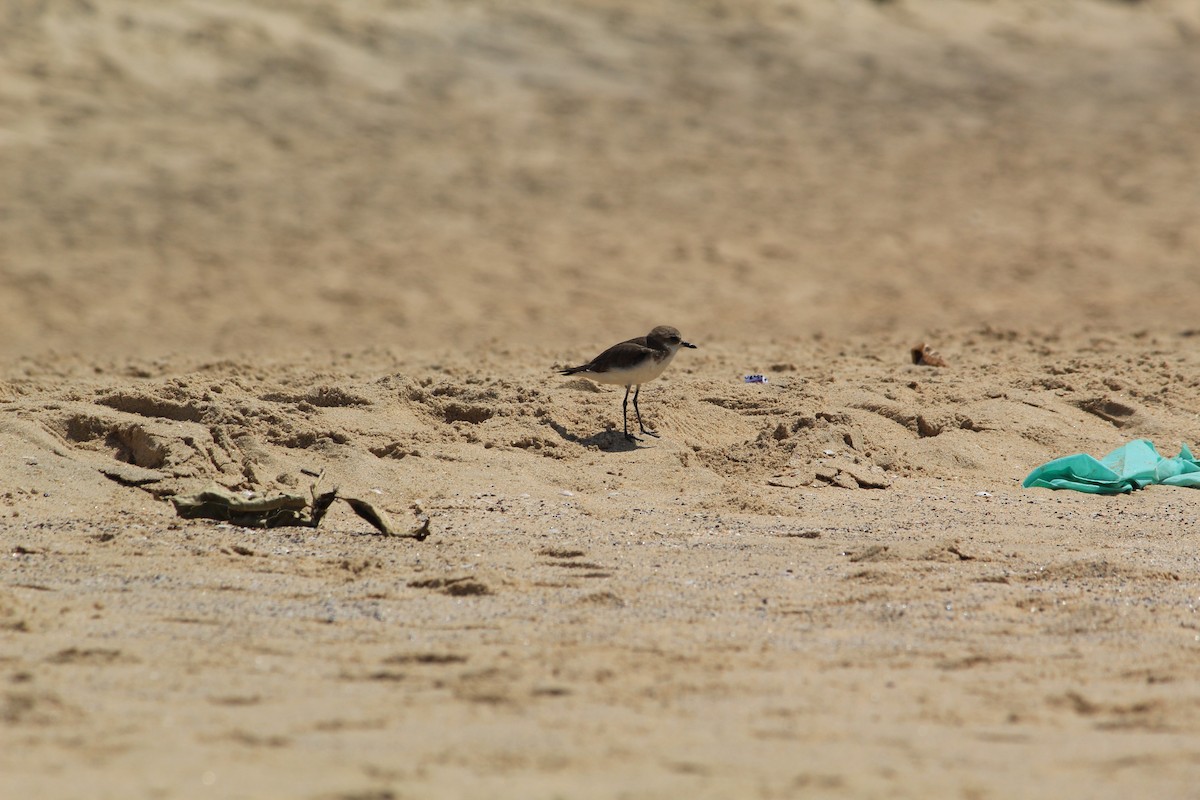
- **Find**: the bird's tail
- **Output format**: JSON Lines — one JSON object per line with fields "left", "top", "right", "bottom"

{"left": 558, "top": 365, "right": 588, "bottom": 376}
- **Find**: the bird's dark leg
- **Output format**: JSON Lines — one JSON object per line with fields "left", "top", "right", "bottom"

{"left": 621, "top": 385, "right": 638, "bottom": 441}
{"left": 633, "top": 385, "right": 659, "bottom": 438}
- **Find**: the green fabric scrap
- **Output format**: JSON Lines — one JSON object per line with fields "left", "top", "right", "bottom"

{"left": 1023, "top": 440, "right": 1200, "bottom": 494}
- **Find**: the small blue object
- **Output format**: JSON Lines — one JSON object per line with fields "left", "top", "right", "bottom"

{"left": 744, "top": 374, "right": 767, "bottom": 384}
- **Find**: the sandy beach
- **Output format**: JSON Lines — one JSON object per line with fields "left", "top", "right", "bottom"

{"left": 4, "top": 1, "right": 1200, "bottom": 797}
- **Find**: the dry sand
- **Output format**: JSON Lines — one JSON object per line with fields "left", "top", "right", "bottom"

{"left": 4, "top": 1, "right": 1200, "bottom": 797}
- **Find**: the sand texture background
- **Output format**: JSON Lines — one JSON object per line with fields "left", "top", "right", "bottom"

{"left": 3, "top": 1, "right": 1200, "bottom": 797}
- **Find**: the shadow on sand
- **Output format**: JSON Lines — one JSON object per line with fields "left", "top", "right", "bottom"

{"left": 543, "top": 419, "right": 647, "bottom": 452}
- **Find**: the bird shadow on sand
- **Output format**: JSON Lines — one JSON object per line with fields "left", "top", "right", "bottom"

{"left": 543, "top": 420, "right": 647, "bottom": 452}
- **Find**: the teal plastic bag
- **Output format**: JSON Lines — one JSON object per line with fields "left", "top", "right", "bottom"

{"left": 1023, "top": 440, "right": 1200, "bottom": 494}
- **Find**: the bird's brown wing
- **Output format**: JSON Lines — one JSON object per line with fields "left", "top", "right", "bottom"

{"left": 586, "top": 338, "right": 655, "bottom": 373}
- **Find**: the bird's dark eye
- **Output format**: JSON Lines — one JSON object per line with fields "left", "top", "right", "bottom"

{"left": 668, "top": 336, "right": 680, "bottom": 344}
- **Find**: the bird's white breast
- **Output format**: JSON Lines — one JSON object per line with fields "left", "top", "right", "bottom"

{"left": 590, "top": 348, "right": 677, "bottom": 386}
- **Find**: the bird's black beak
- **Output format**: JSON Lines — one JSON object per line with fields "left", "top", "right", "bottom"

{"left": 682, "top": 341, "right": 697, "bottom": 349}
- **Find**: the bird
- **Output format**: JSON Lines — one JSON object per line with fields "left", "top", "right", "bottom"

{"left": 559, "top": 325, "right": 697, "bottom": 441}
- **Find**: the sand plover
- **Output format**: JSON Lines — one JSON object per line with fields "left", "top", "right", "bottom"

{"left": 559, "top": 325, "right": 697, "bottom": 441}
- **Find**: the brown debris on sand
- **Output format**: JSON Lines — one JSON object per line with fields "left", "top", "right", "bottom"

{"left": 911, "top": 342, "right": 949, "bottom": 367}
